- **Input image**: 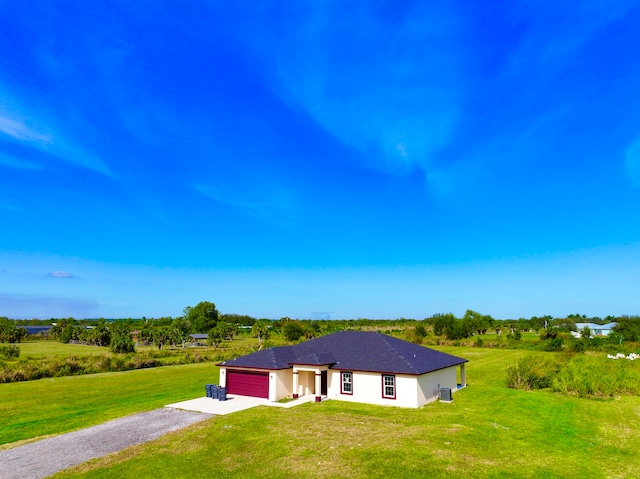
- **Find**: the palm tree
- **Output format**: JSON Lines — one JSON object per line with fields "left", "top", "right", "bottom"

{"left": 251, "top": 320, "right": 270, "bottom": 350}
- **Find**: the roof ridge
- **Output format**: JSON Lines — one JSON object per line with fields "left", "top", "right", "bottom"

{"left": 378, "top": 333, "right": 420, "bottom": 374}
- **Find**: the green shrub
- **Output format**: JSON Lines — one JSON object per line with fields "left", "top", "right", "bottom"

{"left": 124, "top": 356, "right": 160, "bottom": 370}
{"left": 110, "top": 333, "right": 135, "bottom": 353}
{"left": 552, "top": 355, "right": 640, "bottom": 398}
{"left": 544, "top": 338, "right": 564, "bottom": 351}
{"left": 282, "top": 322, "right": 304, "bottom": 341}
{"left": 568, "top": 339, "right": 585, "bottom": 352}
{"left": 506, "top": 353, "right": 640, "bottom": 398}
{"left": 505, "top": 355, "right": 562, "bottom": 390}
{"left": 403, "top": 328, "right": 425, "bottom": 345}
{"left": 0, "top": 344, "right": 20, "bottom": 359}
{"left": 414, "top": 324, "right": 427, "bottom": 339}
{"left": 506, "top": 331, "right": 522, "bottom": 341}
{"left": 607, "top": 332, "right": 624, "bottom": 346}
{"left": 59, "top": 324, "right": 74, "bottom": 343}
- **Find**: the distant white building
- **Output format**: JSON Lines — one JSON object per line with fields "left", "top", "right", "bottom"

{"left": 571, "top": 322, "right": 617, "bottom": 339}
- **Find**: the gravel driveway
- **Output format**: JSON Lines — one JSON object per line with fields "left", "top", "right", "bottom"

{"left": 0, "top": 408, "right": 213, "bottom": 479}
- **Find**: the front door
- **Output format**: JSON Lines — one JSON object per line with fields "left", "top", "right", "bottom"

{"left": 320, "top": 370, "right": 327, "bottom": 395}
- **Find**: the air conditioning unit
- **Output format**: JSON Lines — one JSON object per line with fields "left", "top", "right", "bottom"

{"left": 440, "top": 387, "right": 452, "bottom": 402}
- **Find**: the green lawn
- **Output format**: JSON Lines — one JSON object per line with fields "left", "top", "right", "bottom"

{"left": 0, "top": 363, "right": 219, "bottom": 446}
{"left": 4, "top": 346, "right": 640, "bottom": 478}
{"left": 15, "top": 341, "right": 110, "bottom": 358}
{"left": 52, "top": 384, "right": 640, "bottom": 479}
{"left": 471, "top": 331, "right": 539, "bottom": 342}
{"left": 13, "top": 337, "right": 258, "bottom": 359}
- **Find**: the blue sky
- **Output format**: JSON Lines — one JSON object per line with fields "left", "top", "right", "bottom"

{"left": 1, "top": 1, "right": 640, "bottom": 320}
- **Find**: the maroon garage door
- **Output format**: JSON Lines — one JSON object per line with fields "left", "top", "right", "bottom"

{"left": 226, "top": 370, "right": 269, "bottom": 398}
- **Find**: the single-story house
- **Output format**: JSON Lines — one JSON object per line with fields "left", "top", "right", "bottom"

{"left": 217, "top": 331, "right": 467, "bottom": 408}
{"left": 571, "top": 322, "right": 618, "bottom": 339}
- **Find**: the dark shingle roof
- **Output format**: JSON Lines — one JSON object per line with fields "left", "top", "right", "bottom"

{"left": 218, "top": 331, "right": 467, "bottom": 375}
{"left": 190, "top": 333, "right": 209, "bottom": 340}
{"left": 18, "top": 326, "right": 52, "bottom": 335}
{"left": 292, "top": 352, "right": 337, "bottom": 366}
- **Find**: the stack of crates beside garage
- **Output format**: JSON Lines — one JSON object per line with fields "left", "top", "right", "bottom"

{"left": 205, "top": 384, "right": 217, "bottom": 398}
{"left": 218, "top": 386, "right": 227, "bottom": 401}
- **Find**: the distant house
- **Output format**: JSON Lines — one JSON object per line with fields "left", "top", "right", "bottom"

{"left": 18, "top": 325, "right": 52, "bottom": 336}
{"left": 189, "top": 333, "right": 208, "bottom": 345}
{"left": 572, "top": 322, "right": 618, "bottom": 339}
{"left": 217, "top": 331, "right": 467, "bottom": 408}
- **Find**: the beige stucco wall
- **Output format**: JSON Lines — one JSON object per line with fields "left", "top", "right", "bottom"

{"left": 327, "top": 370, "right": 420, "bottom": 408}
{"left": 221, "top": 365, "right": 462, "bottom": 407}
{"left": 272, "top": 369, "right": 292, "bottom": 401}
{"left": 219, "top": 366, "right": 318, "bottom": 401}
{"left": 290, "top": 365, "right": 332, "bottom": 398}
{"left": 415, "top": 367, "right": 458, "bottom": 407}
{"left": 326, "top": 367, "right": 460, "bottom": 408}
{"left": 296, "top": 370, "right": 315, "bottom": 397}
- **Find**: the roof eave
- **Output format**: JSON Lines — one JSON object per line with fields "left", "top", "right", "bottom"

{"left": 216, "top": 363, "right": 286, "bottom": 371}
{"left": 330, "top": 359, "right": 467, "bottom": 376}
{"left": 288, "top": 361, "right": 336, "bottom": 367}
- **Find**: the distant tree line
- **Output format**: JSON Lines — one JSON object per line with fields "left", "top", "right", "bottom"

{"left": 4, "top": 308, "right": 640, "bottom": 349}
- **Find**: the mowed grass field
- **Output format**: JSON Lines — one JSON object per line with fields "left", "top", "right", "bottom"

{"left": 0, "top": 363, "right": 219, "bottom": 447}
{"left": 15, "top": 341, "right": 110, "bottom": 358}
{"left": 3, "top": 346, "right": 640, "bottom": 478}
{"left": 13, "top": 335, "right": 270, "bottom": 359}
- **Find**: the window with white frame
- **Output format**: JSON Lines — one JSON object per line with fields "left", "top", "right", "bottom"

{"left": 341, "top": 372, "right": 353, "bottom": 394}
{"left": 382, "top": 374, "right": 396, "bottom": 399}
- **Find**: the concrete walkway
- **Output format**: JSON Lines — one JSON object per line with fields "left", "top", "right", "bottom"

{"left": 0, "top": 408, "right": 212, "bottom": 479}
{"left": 166, "top": 393, "right": 318, "bottom": 414}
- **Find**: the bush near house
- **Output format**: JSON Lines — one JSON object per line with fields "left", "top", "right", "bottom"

{"left": 552, "top": 355, "right": 640, "bottom": 397}
{"left": 505, "top": 355, "right": 562, "bottom": 390}
{"left": 506, "top": 353, "right": 640, "bottom": 398}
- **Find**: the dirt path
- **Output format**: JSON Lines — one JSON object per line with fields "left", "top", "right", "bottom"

{"left": 0, "top": 408, "right": 213, "bottom": 479}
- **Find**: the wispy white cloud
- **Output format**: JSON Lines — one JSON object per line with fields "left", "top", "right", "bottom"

{"left": 228, "top": 3, "right": 463, "bottom": 177}
{"left": 48, "top": 271, "right": 76, "bottom": 278}
{"left": 50, "top": 141, "right": 112, "bottom": 176}
{"left": 0, "top": 115, "right": 52, "bottom": 143}
{"left": 0, "top": 99, "right": 111, "bottom": 176}
{"left": 502, "top": 1, "right": 637, "bottom": 73}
